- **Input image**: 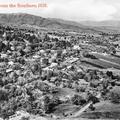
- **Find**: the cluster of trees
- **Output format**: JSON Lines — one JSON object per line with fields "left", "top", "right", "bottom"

{"left": 82, "top": 51, "right": 97, "bottom": 59}
{"left": 0, "top": 77, "right": 63, "bottom": 119}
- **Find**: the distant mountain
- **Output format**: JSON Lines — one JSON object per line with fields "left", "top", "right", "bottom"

{"left": 80, "top": 21, "right": 120, "bottom": 33}
{"left": 0, "top": 13, "right": 101, "bottom": 33}
{"left": 80, "top": 21, "right": 120, "bottom": 27}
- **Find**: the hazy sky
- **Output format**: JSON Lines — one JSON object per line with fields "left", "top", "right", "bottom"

{"left": 0, "top": 0, "right": 119, "bottom": 21}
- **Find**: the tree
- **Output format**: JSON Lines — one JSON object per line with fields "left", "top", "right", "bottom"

{"left": 44, "top": 34, "right": 50, "bottom": 41}
{"left": 82, "top": 51, "right": 89, "bottom": 58}
{"left": 0, "top": 88, "right": 8, "bottom": 101}
{"left": 87, "top": 93, "right": 99, "bottom": 104}
{"left": 110, "top": 86, "right": 120, "bottom": 103}
{"left": 43, "top": 95, "right": 51, "bottom": 113}
{"left": 90, "top": 80, "right": 100, "bottom": 88}
{"left": 82, "top": 51, "right": 96, "bottom": 59}
{"left": 71, "top": 94, "right": 86, "bottom": 105}
{"left": 109, "top": 46, "right": 116, "bottom": 55}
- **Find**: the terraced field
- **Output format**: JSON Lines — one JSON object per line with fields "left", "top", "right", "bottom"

{"left": 90, "top": 52, "right": 120, "bottom": 65}
{"left": 81, "top": 58, "right": 120, "bottom": 70}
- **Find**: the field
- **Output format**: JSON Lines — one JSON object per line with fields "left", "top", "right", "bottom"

{"left": 81, "top": 57, "right": 120, "bottom": 70}
{"left": 91, "top": 52, "right": 120, "bottom": 65}
{"left": 53, "top": 104, "right": 80, "bottom": 117}
{"left": 80, "top": 101, "right": 120, "bottom": 119}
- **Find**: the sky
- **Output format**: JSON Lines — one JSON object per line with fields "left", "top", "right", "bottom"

{"left": 0, "top": 0, "right": 119, "bottom": 21}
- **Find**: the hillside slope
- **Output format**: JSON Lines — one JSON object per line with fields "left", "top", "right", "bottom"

{"left": 0, "top": 13, "right": 100, "bottom": 33}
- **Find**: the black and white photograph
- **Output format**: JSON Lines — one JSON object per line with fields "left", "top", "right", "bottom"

{"left": 0, "top": 0, "right": 120, "bottom": 119}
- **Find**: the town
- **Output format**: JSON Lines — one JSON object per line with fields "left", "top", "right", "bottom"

{"left": 0, "top": 14, "right": 120, "bottom": 120}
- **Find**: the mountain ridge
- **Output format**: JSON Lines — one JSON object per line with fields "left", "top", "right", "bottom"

{"left": 0, "top": 13, "right": 120, "bottom": 33}
{"left": 0, "top": 13, "right": 101, "bottom": 33}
